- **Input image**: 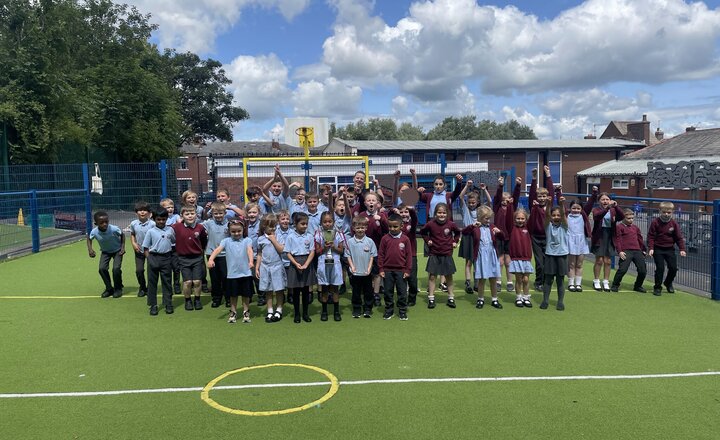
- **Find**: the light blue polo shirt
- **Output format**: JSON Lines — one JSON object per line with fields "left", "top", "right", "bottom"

{"left": 89, "top": 225, "right": 123, "bottom": 253}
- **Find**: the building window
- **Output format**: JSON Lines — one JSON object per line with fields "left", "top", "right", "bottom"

{"left": 465, "top": 152, "right": 479, "bottom": 162}
{"left": 401, "top": 153, "right": 413, "bottom": 163}
{"left": 178, "top": 179, "right": 192, "bottom": 193}
{"left": 179, "top": 159, "right": 188, "bottom": 170}
{"left": 548, "top": 151, "right": 562, "bottom": 186}
{"left": 612, "top": 178, "right": 629, "bottom": 189}
{"left": 525, "top": 152, "right": 539, "bottom": 192}
{"left": 424, "top": 153, "right": 438, "bottom": 163}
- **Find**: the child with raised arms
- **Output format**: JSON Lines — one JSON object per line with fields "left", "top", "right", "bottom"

{"left": 590, "top": 192, "right": 624, "bottom": 292}
{"left": 420, "top": 203, "right": 461, "bottom": 308}
{"left": 314, "top": 211, "right": 346, "bottom": 321}
{"left": 463, "top": 205, "right": 503, "bottom": 310}
{"left": 256, "top": 213, "right": 287, "bottom": 322}
{"left": 142, "top": 209, "right": 175, "bottom": 315}
{"left": 565, "top": 186, "right": 596, "bottom": 292}
{"left": 87, "top": 211, "right": 125, "bottom": 298}
{"left": 345, "top": 216, "right": 377, "bottom": 318}
{"left": 493, "top": 175, "right": 522, "bottom": 293}
{"left": 356, "top": 191, "right": 388, "bottom": 307}
{"left": 203, "top": 202, "right": 229, "bottom": 308}
{"left": 647, "top": 201, "right": 686, "bottom": 296}
{"left": 129, "top": 201, "right": 154, "bottom": 297}
{"left": 262, "top": 164, "right": 291, "bottom": 214}
{"left": 541, "top": 196, "right": 569, "bottom": 310}
{"left": 207, "top": 220, "right": 254, "bottom": 323}
{"left": 456, "top": 178, "right": 481, "bottom": 294}
{"left": 528, "top": 166, "right": 555, "bottom": 291}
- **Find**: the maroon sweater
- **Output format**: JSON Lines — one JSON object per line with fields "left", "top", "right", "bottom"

{"left": 418, "top": 184, "right": 462, "bottom": 222}
{"left": 528, "top": 175, "right": 554, "bottom": 238}
{"left": 402, "top": 208, "right": 419, "bottom": 256}
{"left": 590, "top": 205, "right": 625, "bottom": 248}
{"left": 171, "top": 222, "right": 208, "bottom": 256}
{"left": 493, "top": 182, "right": 521, "bottom": 240}
{"left": 647, "top": 218, "right": 686, "bottom": 251}
{"left": 420, "top": 219, "right": 461, "bottom": 256}
{"left": 378, "top": 234, "right": 413, "bottom": 274}
{"left": 503, "top": 202, "right": 532, "bottom": 260}
{"left": 614, "top": 222, "right": 646, "bottom": 253}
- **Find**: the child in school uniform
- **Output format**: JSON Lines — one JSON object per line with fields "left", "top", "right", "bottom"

{"left": 463, "top": 206, "right": 503, "bottom": 309}
{"left": 204, "top": 188, "right": 244, "bottom": 219}
{"left": 142, "top": 209, "right": 175, "bottom": 315}
{"left": 564, "top": 186, "right": 596, "bottom": 292}
{"left": 356, "top": 191, "right": 389, "bottom": 307}
{"left": 262, "top": 164, "right": 291, "bottom": 214}
{"left": 611, "top": 208, "right": 648, "bottom": 293}
{"left": 397, "top": 203, "right": 419, "bottom": 306}
{"left": 288, "top": 183, "right": 308, "bottom": 219}
{"left": 528, "top": 166, "right": 555, "bottom": 291}
{"left": 207, "top": 220, "right": 254, "bottom": 323}
{"left": 285, "top": 212, "right": 317, "bottom": 323}
{"left": 505, "top": 206, "right": 534, "bottom": 307}
{"left": 129, "top": 201, "right": 153, "bottom": 297}
{"left": 457, "top": 178, "right": 480, "bottom": 294}
{"left": 171, "top": 205, "right": 208, "bottom": 311}
{"left": 647, "top": 201, "right": 687, "bottom": 296}
{"left": 203, "top": 202, "right": 229, "bottom": 308}
{"left": 160, "top": 198, "right": 182, "bottom": 295}
{"left": 182, "top": 190, "right": 209, "bottom": 292}
{"left": 420, "top": 203, "right": 461, "bottom": 308}
{"left": 378, "top": 213, "right": 413, "bottom": 320}
{"left": 87, "top": 211, "right": 125, "bottom": 298}
{"left": 493, "top": 175, "right": 522, "bottom": 293}
{"left": 244, "top": 203, "right": 262, "bottom": 305}
{"left": 590, "top": 192, "right": 625, "bottom": 292}
{"left": 256, "top": 214, "right": 287, "bottom": 322}
{"left": 345, "top": 216, "right": 377, "bottom": 318}
{"left": 314, "top": 211, "right": 346, "bottom": 321}
{"left": 541, "top": 196, "right": 569, "bottom": 311}
{"left": 275, "top": 210, "right": 293, "bottom": 304}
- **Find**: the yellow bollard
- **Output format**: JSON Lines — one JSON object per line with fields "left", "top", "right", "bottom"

{"left": 17, "top": 208, "right": 25, "bottom": 226}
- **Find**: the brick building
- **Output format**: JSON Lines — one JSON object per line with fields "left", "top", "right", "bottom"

{"left": 577, "top": 127, "right": 720, "bottom": 208}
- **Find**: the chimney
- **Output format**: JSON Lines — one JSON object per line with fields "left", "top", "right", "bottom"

{"left": 655, "top": 128, "right": 664, "bottom": 141}
{"left": 686, "top": 126, "right": 696, "bottom": 132}
{"left": 584, "top": 134, "right": 596, "bottom": 139}
{"left": 641, "top": 114, "right": 650, "bottom": 146}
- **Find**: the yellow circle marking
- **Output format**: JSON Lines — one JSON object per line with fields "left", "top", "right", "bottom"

{"left": 201, "top": 363, "right": 339, "bottom": 416}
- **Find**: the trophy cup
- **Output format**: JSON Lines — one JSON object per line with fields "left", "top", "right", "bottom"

{"left": 323, "top": 229, "right": 335, "bottom": 264}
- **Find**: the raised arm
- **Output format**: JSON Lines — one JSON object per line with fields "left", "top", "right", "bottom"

{"left": 544, "top": 164, "right": 554, "bottom": 192}
{"left": 450, "top": 174, "right": 463, "bottom": 203}
{"left": 512, "top": 177, "right": 522, "bottom": 210}
{"left": 275, "top": 164, "right": 291, "bottom": 197}
{"left": 410, "top": 168, "right": 418, "bottom": 189}
{"left": 558, "top": 196, "right": 568, "bottom": 228}
{"left": 392, "top": 170, "right": 401, "bottom": 207}
{"left": 493, "top": 176, "right": 504, "bottom": 212}
{"left": 583, "top": 186, "right": 598, "bottom": 214}
{"left": 529, "top": 168, "right": 538, "bottom": 204}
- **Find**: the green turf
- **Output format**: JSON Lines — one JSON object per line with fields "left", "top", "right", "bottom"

{"left": 0, "top": 223, "right": 71, "bottom": 254}
{"left": 1, "top": 241, "right": 719, "bottom": 439}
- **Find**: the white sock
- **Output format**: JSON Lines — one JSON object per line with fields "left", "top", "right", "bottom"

{"left": 576, "top": 276, "right": 583, "bottom": 286}
{"left": 516, "top": 294, "right": 522, "bottom": 300}
{"left": 267, "top": 306, "right": 274, "bottom": 314}
{"left": 602, "top": 279, "right": 610, "bottom": 288}
{"left": 523, "top": 294, "right": 531, "bottom": 300}
{"left": 277, "top": 306, "right": 282, "bottom": 313}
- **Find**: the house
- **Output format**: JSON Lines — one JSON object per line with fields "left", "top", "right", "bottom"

{"left": 599, "top": 114, "right": 663, "bottom": 146}
{"left": 577, "top": 127, "right": 720, "bottom": 206}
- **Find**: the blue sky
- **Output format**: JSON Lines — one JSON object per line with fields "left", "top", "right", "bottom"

{"left": 128, "top": 0, "right": 720, "bottom": 141}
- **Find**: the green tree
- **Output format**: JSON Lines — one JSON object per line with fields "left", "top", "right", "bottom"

{"left": 333, "top": 118, "right": 425, "bottom": 140}
{"left": 426, "top": 116, "right": 480, "bottom": 140}
{"left": 163, "top": 50, "right": 249, "bottom": 143}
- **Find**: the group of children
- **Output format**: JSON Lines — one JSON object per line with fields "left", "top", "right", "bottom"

{"left": 86, "top": 164, "right": 687, "bottom": 321}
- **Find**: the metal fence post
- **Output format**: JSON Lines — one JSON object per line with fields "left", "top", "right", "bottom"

{"left": 83, "top": 163, "right": 92, "bottom": 236}
{"left": 159, "top": 160, "right": 167, "bottom": 200}
{"left": 304, "top": 160, "right": 311, "bottom": 192}
{"left": 30, "top": 190, "right": 40, "bottom": 253}
{"left": 440, "top": 153, "right": 447, "bottom": 181}
{"left": 712, "top": 199, "right": 720, "bottom": 300}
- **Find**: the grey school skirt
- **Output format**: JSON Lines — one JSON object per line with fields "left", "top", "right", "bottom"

{"left": 458, "top": 233, "right": 474, "bottom": 261}
{"left": 426, "top": 254, "right": 456, "bottom": 276}
{"left": 287, "top": 255, "right": 317, "bottom": 288}
{"left": 591, "top": 228, "right": 616, "bottom": 257}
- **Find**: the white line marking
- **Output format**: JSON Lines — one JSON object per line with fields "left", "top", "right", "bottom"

{"left": 1, "top": 371, "right": 718, "bottom": 399}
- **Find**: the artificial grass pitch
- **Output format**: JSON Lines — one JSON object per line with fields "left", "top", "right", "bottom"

{"left": 1, "top": 241, "right": 719, "bottom": 439}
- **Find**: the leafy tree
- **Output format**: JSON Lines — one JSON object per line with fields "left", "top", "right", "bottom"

{"left": 397, "top": 122, "right": 425, "bottom": 140}
{"left": 333, "top": 118, "right": 425, "bottom": 140}
{"left": 163, "top": 50, "right": 249, "bottom": 143}
{"left": 426, "top": 116, "right": 479, "bottom": 140}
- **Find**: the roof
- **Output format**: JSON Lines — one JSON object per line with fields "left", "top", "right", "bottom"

{"left": 623, "top": 128, "right": 720, "bottom": 160}
{"left": 325, "top": 138, "right": 644, "bottom": 153}
{"left": 180, "top": 141, "right": 326, "bottom": 157}
{"left": 577, "top": 155, "right": 720, "bottom": 177}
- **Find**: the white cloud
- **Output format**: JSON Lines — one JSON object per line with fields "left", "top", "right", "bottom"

{"left": 225, "top": 54, "right": 291, "bottom": 120}
{"left": 127, "top": 0, "right": 310, "bottom": 53}
{"left": 319, "top": 0, "right": 720, "bottom": 103}
{"left": 292, "top": 78, "right": 362, "bottom": 117}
